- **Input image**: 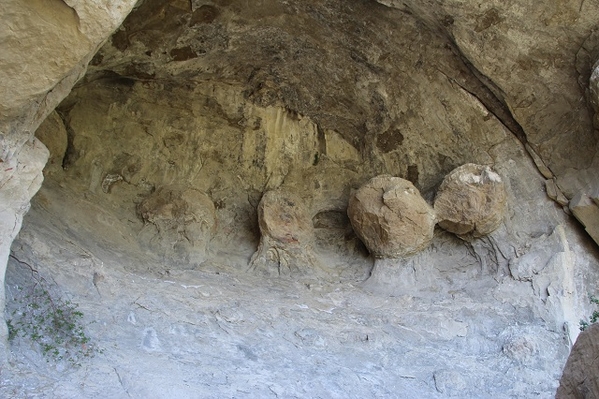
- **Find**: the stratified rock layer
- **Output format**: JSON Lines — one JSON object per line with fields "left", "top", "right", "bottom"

{"left": 0, "top": 0, "right": 137, "bottom": 360}
{"left": 347, "top": 175, "right": 436, "bottom": 258}
{"left": 434, "top": 164, "right": 506, "bottom": 239}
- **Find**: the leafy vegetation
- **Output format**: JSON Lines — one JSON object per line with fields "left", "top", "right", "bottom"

{"left": 579, "top": 295, "right": 599, "bottom": 332}
{"left": 6, "top": 256, "right": 98, "bottom": 366}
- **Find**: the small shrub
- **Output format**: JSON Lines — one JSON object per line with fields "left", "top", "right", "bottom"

{"left": 579, "top": 295, "right": 599, "bottom": 332}
{"left": 7, "top": 257, "right": 98, "bottom": 366}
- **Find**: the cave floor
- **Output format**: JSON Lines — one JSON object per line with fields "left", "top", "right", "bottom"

{"left": 0, "top": 183, "right": 567, "bottom": 399}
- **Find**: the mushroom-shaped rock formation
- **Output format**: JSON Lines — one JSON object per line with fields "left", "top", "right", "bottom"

{"left": 347, "top": 175, "right": 436, "bottom": 258}
{"left": 434, "top": 164, "right": 506, "bottom": 239}
{"left": 249, "top": 189, "right": 321, "bottom": 277}
{"left": 137, "top": 186, "right": 216, "bottom": 261}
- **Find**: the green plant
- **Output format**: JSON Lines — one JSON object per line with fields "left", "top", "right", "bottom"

{"left": 579, "top": 295, "right": 599, "bottom": 331}
{"left": 7, "top": 257, "right": 98, "bottom": 366}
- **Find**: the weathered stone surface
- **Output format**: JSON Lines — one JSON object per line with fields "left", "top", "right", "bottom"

{"left": 556, "top": 323, "right": 599, "bottom": 399}
{"left": 375, "top": 2, "right": 599, "bottom": 253}
{"left": 0, "top": 0, "right": 599, "bottom": 396}
{"left": 249, "top": 189, "right": 321, "bottom": 276}
{"left": 590, "top": 59, "right": 599, "bottom": 130}
{"left": 0, "top": 0, "right": 137, "bottom": 123}
{"left": 376, "top": 0, "right": 599, "bottom": 185}
{"left": 434, "top": 164, "right": 506, "bottom": 239}
{"left": 570, "top": 193, "right": 599, "bottom": 246}
{"left": 255, "top": 190, "right": 312, "bottom": 245}
{"left": 546, "top": 179, "right": 570, "bottom": 207}
{"left": 137, "top": 186, "right": 216, "bottom": 262}
{"left": 0, "top": 138, "right": 48, "bottom": 360}
{"left": 348, "top": 175, "right": 436, "bottom": 258}
{"left": 34, "top": 111, "right": 68, "bottom": 176}
{"left": 0, "top": 0, "right": 137, "bottom": 360}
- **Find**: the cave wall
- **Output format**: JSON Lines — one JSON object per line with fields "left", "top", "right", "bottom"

{"left": 26, "top": 0, "right": 598, "bottom": 344}
{"left": 46, "top": 1, "right": 525, "bottom": 265}
{"left": 0, "top": 0, "right": 599, "bottom": 392}
{"left": 73, "top": 0, "right": 599, "bottom": 245}
{"left": 377, "top": 0, "right": 599, "bottom": 181}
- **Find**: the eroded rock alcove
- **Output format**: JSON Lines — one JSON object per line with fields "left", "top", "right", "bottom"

{"left": 1, "top": 0, "right": 599, "bottom": 397}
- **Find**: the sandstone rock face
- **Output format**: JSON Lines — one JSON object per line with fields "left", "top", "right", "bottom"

{"left": 348, "top": 175, "right": 436, "bottom": 258}
{"left": 556, "top": 323, "right": 599, "bottom": 399}
{"left": 249, "top": 190, "right": 321, "bottom": 276}
{"left": 376, "top": 0, "right": 599, "bottom": 253}
{"left": 0, "top": 0, "right": 138, "bottom": 123}
{"left": 0, "top": 0, "right": 137, "bottom": 358}
{"left": 0, "top": 138, "right": 48, "bottom": 360}
{"left": 376, "top": 0, "right": 599, "bottom": 184}
{"left": 591, "top": 60, "right": 599, "bottom": 130}
{"left": 569, "top": 193, "right": 599, "bottom": 246}
{"left": 0, "top": 0, "right": 598, "bottom": 396}
{"left": 255, "top": 190, "right": 312, "bottom": 245}
{"left": 34, "top": 111, "right": 68, "bottom": 176}
{"left": 434, "top": 164, "right": 507, "bottom": 239}
{"left": 137, "top": 187, "right": 216, "bottom": 262}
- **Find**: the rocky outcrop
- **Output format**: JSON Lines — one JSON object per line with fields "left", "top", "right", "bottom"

{"left": 33, "top": 111, "right": 68, "bottom": 176}
{"left": 434, "top": 164, "right": 506, "bottom": 239}
{"left": 0, "top": 138, "right": 48, "bottom": 359}
{"left": 375, "top": 0, "right": 599, "bottom": 251}
{"left": 566, "top": 59, "right": 599, "bottom": 248}
{"left": 556, "top": 323, "right": 599, "bottom": 398}
{"left": 0, "top": 0, "right": 137, "bottom": 358}
{"left": 376, "top": 0, "right": 599, "bottom": 188}
{"left": 249, "top": 189, "right": 321, "bottom": 277}
{"left": 347, "top": 175, "right": 436, "bottom": 258}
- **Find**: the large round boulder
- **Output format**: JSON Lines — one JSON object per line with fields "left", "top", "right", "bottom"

{"left": 434, "top": 164, "right": 506, "bottom": 239}
{"left": 347, "top": 175, "right": 436, "bottom": 258}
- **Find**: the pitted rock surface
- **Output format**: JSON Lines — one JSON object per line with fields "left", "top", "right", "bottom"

{"left": 1, "top": 0, "right": 599, "bottom": 397}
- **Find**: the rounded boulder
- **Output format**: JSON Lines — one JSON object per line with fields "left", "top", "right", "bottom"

{"left": 434, "top": 163, "right": 506, "bottom": 238}
{"left": 347, "top": 175, "right": 436, "bottom": 258}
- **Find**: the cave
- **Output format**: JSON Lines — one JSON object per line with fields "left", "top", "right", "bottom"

{"left": 1, "top": 0, "right": 599, "bottom": 397}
